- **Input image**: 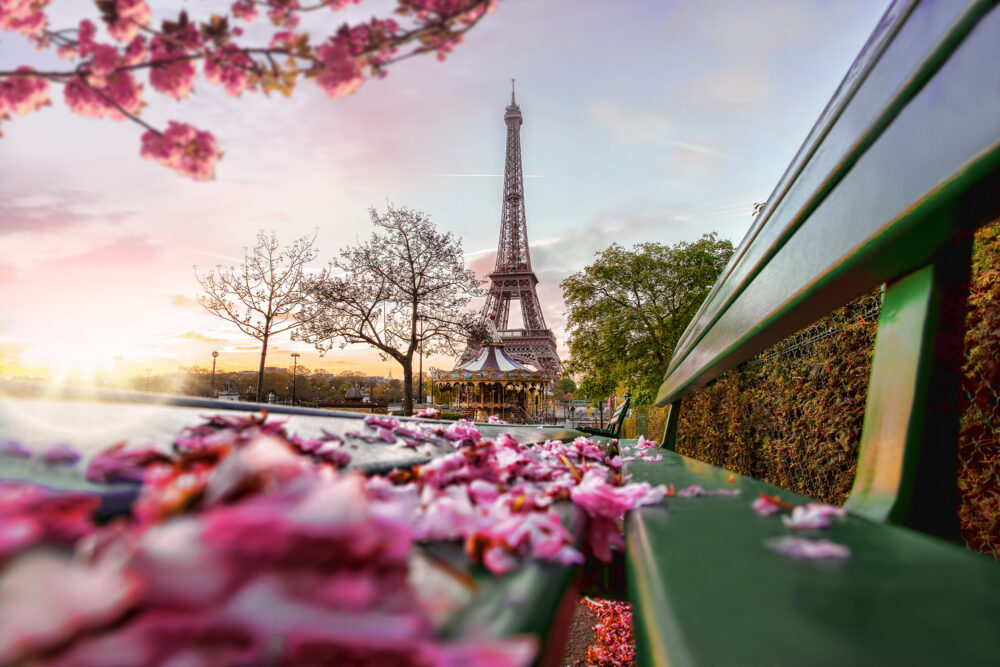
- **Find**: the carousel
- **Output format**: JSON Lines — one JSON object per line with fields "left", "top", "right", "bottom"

{"left": 433, "top": 338, "right": 553, "bottom": 424}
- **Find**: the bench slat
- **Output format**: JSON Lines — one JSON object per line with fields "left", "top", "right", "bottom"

{"left": 659, "top": 0, "right": 1000, "bottom": 405}
{"left": 845, "top": 243, "right": 970, "bottom": 538}
{"left": 621, "top": 443, "right": 1000, "bottom": 666}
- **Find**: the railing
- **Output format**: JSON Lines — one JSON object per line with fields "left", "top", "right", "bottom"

{"left": 496, "top": 329, "right": 555, "bottom": 339}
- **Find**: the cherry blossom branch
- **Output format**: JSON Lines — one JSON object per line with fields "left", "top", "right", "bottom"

{"left": 78, "top": 75, "right": 161, "bottom": 135}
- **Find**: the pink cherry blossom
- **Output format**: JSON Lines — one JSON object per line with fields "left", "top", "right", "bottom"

{"left": 315, "top": 42, "right": 364, "bottom": 98}
{"left": 85, "top": 44, "right": 121, "bottom": 87}
{"left": 43, "top": 442, "right": 80, "bottom": 466}
{"left": 764, "top": 536, "right": 851, "bottom": 560}
{"left": 148, "top": 36, "right": 196, "bottom": 99}
{"left": 365, "top": 414, "right": 400, "bottom": 430}
{"left": 0, "top": 68, "right": 49, "bottom": 118}
{"left": 0, "top": 553, "right": 143, "bottom": 665}
{"left": 487, "top": 415, "right": 507, "bottom": 424}
{"left": 63, "top": 70, "right": 142, "bottom": 120}
{"left": 267, "top": 0, "right": 301, "bottom": 29}
{"left": 571, "top": 469, "right": 666, "bottom": 520}
{"left": 414, "top": 407, "right": 441, "bottom": 419}
{"left": 204, "top": 45, "right": 256, "bottom": 96}
{"left": 0, "top": 0, "right": 49, "bottom": 36}
{"left": 140, "top": 121, "right": 221, "bottom": 180}
{"left": 751, "top": 493, "right": 784, "bottom": 517}
{"left": 77, "top": 19, "right": 97, "bottom": 55}
{"left": 106, "top": 0, "right": 151, "bottom": 43}
{"left": 636, "top": 435, "right": 657, "bottom": 449}
{"left": 123, "top": 35, "right": 148, "bottom": 66}
{"left": 781, "top": 503, "right": 847, "bottom": 530}
{"left": 0, "top": 440, "right": 31, "bottom": 458}
{"left": 443, "top": 418, "right": 481, "bottom": 444}
{"left": 85, "top": 443, "right": 172, "bottom": 484}
{"left": 231, "top": 0, "right": 258, "bottom": 22}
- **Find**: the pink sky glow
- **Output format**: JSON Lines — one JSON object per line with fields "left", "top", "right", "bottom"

{"left": 0, "top": 0, "right": 889, "bottom": 385}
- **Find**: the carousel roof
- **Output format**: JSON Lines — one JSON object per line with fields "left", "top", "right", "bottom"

{"left": 457, "top": 342, "right": 535, "bottom": 372}
{"left": 434, "top": 340, "right": 551, "bottom": 384}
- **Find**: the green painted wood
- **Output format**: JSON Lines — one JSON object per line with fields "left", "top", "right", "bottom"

{"left": 658, "top": 0, "right": 1000, "bottom": 406}
{"left": 579, "top": 393, "right": 631, "bottom": 439}
{"left": 620, "top": 442, "right": 1000, "bottom": 667}
{"left": 660, "top": 400, "right": 680, "bottom": 452}
{"left": 845, "top": 242, "right": 971, "bottom": 539}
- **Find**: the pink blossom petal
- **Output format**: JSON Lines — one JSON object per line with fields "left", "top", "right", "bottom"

{"left": 765, "top": 536, "right": 851, "bottom": 559}
{"left": 705, "top": 488, "right": 741, "bottom": 497}
{"left": 43, "top": 443, "right": 80, "bottom": 466}
{"left": 751, "top": 493, "right": 784, "bottom": 517}
{"left": 0, "top": 553, "right": 142, "bottom": 664}
{"left": 781, "top": 503, "right": 847, "bottom": 530}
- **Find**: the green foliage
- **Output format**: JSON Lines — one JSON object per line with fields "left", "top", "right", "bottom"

{"left": 672, "top": 296, "right": 878, "bottom": 506}
{"left": 958, "top": 221, "right": 1000, "bottom": 558}
{"left": 554, "top": 377, "right": 577, "bottom": 398}
{"left": 561, "top": 234, "right": 733, "bottom": 403}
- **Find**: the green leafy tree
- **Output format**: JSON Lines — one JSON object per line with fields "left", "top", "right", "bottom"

{"left": 561, "top": 233, "right": 734, "bottom": 403}
{"left": 554, "top": 377, "right": 577, "bottom": 399}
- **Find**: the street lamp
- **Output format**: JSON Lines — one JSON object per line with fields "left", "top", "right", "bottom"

{"left": 290, "top": 353, "right": 301, "bottom": 405}
{"left": 210, "top": 351, "right": 219, "bottom": 398}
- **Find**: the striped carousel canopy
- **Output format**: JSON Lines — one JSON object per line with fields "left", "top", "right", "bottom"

{"left": 435, "top": 341, "right": 551, "bottom": 384}
{"left": 457, "top": 342, "right": 535, "bottom": 372}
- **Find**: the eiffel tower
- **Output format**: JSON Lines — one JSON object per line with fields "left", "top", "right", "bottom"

{"left": 459, "top": 82, "right": 562, "bottom": 380}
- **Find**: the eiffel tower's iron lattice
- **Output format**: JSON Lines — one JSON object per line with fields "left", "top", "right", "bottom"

{"left": 459, "top": 83, "right": 563, "bottom": 380}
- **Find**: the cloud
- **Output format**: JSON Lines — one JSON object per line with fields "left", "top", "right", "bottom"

{"left": 0, "top": 189, "right": 135, "bottom": 236}
{"left": 175, "top": 331, "right": 225, "bottom": 342}
{"left": 587, "top": 100, "right": 726, "bottom": 156}
{"left": 171, "top": 295, "right": 198, "bottom": 308}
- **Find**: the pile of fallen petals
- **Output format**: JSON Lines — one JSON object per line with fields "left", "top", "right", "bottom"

{"left": 575, "top": 598, "right": 635, "bottom": 667}
{"left": 0, "top": 413, "right": 667, "bottom": 665}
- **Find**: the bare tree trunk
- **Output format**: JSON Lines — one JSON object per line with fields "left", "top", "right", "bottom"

{"left": 402, "top": 358, "right": 414, "bottom": 416}
{"left": 256, "top": 333, "right": 268, "bottom": 402}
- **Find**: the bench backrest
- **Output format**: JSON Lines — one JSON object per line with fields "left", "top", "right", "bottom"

{"left": 656, "top": 0, "right": 1000, "bottom": 541}
{"left": 607, "top": 392, "right": 631, "bottom": 438}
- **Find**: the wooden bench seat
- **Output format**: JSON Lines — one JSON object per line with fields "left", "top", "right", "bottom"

{"left": 619, "top": 440, "right": 1000, "bottom": 666}
{"left": 0, "top": 385, "right": 589, "bottom": 664}
{"left": 619, "top": 0, "right": 1000, "bottom": 662}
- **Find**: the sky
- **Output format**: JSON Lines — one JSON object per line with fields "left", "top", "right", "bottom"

{"left": 0, "top": 0, "right": 890, "bottom": 384}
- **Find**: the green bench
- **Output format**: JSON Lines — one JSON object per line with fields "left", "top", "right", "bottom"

{"left": 578, "top": 392, "right": 631, "bottom": 439}
{"left": 620, "top": 1, "right": 1000, "bottom": 664}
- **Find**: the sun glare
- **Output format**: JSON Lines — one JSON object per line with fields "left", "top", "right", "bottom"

{"left": 15, "top": 328, "right": 148, "bottom": 383}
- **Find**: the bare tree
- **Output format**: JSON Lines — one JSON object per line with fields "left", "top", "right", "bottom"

{"left": 196, "top": 230, "right": 320, "bottom": 402}
{"left": 295, "top": 203, "right": 483, "bottom": 415}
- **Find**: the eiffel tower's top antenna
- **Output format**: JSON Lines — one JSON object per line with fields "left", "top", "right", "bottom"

{"left": 511, "top": 78, "right": 515, "bottom": 105}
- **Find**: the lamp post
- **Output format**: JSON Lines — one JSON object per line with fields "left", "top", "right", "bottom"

{"left": 290, "top": 353, "right": 300, "bottom": 405}
{"left": 210, "top": 351, "right": 219, "bottom": 398}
